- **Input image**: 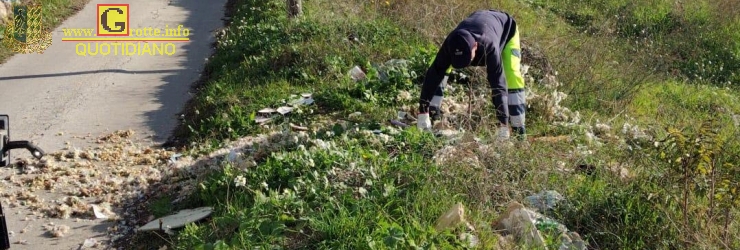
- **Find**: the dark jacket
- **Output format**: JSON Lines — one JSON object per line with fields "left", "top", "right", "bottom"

{"left": 420, "top": 9, "right": 517, "bottom": 125}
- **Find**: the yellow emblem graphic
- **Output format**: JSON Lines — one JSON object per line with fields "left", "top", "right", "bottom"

{"left": 1, "top": 2, "right": 53, "bottom": 54}
{"left": 97, "top": 4, "right": 129, "bottom": 36}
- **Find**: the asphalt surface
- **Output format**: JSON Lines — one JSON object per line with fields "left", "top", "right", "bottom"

{"left": 0, "top": 0, "right": 226, "bottom": 248}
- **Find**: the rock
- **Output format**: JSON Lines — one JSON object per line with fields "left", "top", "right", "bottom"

{"left": 434, "top": 203, "right": 466, "bottom": 232}
{"left": 560, "top": 231, "right": 588, "bottom": 250}
{"left": 496, "top": 234, "right": 516, "bottom": 249}
{"left": 492, "top": 202, "right": 547, "bottom": 248}
{"left": 348, "top": 66, "right": 366, "bottom": 81}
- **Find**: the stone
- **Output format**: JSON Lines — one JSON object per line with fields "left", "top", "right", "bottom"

{"left": 434, "top": 203, "right": 466, "bottom": 232}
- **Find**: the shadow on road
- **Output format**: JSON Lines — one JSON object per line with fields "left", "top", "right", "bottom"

{"left": 0, "top": 69, "right": 181, "bottom": 81}
{"left": 140, "top": 0, "right": 225, "bottom": 146}
{"left": 111, "top": 0, "right": 229, "bottom": 248}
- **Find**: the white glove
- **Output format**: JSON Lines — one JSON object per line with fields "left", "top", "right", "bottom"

{"left": 417, "top": 113, "right": 432, "bottom": 131}
{"left": 496, "top": 126, "right": 510, "bottom": 141}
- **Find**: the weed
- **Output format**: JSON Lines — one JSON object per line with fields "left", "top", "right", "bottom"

{"left": 160, "top": 0, "right": 740, "bottom": 249}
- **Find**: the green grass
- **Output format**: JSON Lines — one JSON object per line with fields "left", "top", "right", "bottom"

{"left": 147, "top": 0, "right": 740, "bottom": 249}
{"left": 0, "top": 0, "right": 89, "bottom": 63}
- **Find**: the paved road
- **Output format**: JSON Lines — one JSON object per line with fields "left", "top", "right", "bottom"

{"left": 0, "top": 0, "right": 226, "bottom": 249}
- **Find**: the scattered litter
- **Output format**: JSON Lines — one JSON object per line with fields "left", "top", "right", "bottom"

{"left": 389, "top": 120, "right": 408, "bottom": 128}
{"left": 302, "top": 97, "right": 315, "bottom": 105}
{"left": 92, "top": 203, "right": 115, "bottom": 220}
{"left": 524, "top": 190, "right": 564, "bottom": 212}
{"left": 258, "top": 108, "right": 276, "bottom": 114}
{"left": 44, "top": 223, "right": 71, "bottom": 238}
{"left": 276, "top": 106, "right": 293, "bottom": 115}
{"left": 169, "top": 153, "right": 182, "bottom": 163}
{"left": 81, "top": 238, "right": 99, "bottom": 249}
{"left": 289, "top": 94, "right": 314, "bottom": 106}
{"left": 227, "top": 150, "right": 237, "bottom": 162}
{"left": 459, "top": 232, "right": 479, "bottom": 248}
{"left": 492, "top": 202, "right": 586, "bottom": 250}
{"left": 397, "top": 111, "right": 408, "bottom": 120}
{"left": 289, "top": 123, "right": 309, "bottom": 131}
{"left": 255, "top": 117, "right": 272, "bottom": 124}
{"left": 434, "top": 129, "right": 460, "bottom": 139}
{"left": 349, "top": 66, "right": 366, "bottom": 81}
{"left": 348, "top": 112, "right": 362, "bottom": 119}
{"left": 137, "top": 207, "right": 214, "bottom": 232}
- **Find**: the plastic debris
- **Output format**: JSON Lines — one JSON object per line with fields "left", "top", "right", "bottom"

{"left": 255, "top": 117, "right": 272, "bottom": 124}
{"left": 389, "top": 119, "right": 409, "bottom": 128}
{"left": 397, "top": 111, "right": 407, "bottom": 120}
{"left": 524, "top": 190, "right": 564, "bottom": 212}
{"left": 289, "top": 123, "right": 309, "bottom": 131}
{"left": 492, "top": 202, "right": 586, "bottom": 250}
{"left": 137, "top": 207, "right": 214, "bottom": 232}
{"left": 227, "top": 149, "right": 237, "bottom": 162}
{"left": 258, "top": 108, "right": 276, "bottom": 114}
{"left": 289, "top": 93, "right": 314, "bottom": 106}
{"left": 459, "top": 232, "right": 479, "bottom": 248}
{"left": 92, "top": 203, "right": 115, "bottom": 219}
{"left": 81, "top": 238, "right": 99, "bottom": 248}
{"left": 169, "top": 153, "right": 182, "bottom": 163}
{"left": 434, "top": 129, "right": 460, "bottom": 139}
{"left": 277, "top": 106, "right": 293, "bottom": 115}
